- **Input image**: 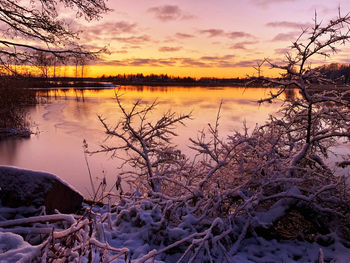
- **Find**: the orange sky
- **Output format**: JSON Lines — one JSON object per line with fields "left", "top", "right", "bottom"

{"left": 7, "top": 0, "right": 350, "bottom": 78}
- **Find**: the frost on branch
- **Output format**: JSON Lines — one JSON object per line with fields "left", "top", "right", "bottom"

{"left": 91, "top": 84, "right": 350, "bottom": 261}
{"left": 91, "top": 11, "right": 350, "bottom": 261}
{"left": 96, "top": 93, "right": 192, "bottom": 193}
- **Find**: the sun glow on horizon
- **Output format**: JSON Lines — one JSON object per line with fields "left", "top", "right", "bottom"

{"left": 3, "top": 64, "right": 285, "bottom": 79}
{"left": 3, "top": 1, "right": 350, "bottom": 79}
{"left": 70, "top": 0, "right": 350, "bottom": 78}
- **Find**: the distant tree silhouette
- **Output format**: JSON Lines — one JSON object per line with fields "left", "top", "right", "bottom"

{"left": 317, "top": 63, "right": 350, "bottom": 84}
{"left": 0, "top": 0, "right": 110, "bottom": 74}
{"left": 253, "top": 60, "right": 264, "bottom": 78}
{"left": 33, "top": 52, "right": 52, "bottom": 78}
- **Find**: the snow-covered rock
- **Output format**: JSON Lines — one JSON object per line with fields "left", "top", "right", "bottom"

{"left": 0, "top": 166, "right": 83, "bottom": 214}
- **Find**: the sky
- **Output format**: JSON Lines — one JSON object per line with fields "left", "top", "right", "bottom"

{"left": 32, "top": 0, "right": 350, "bottom": 78}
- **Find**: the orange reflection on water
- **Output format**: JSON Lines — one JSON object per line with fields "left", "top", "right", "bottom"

{"left": 1, "top": 86, "right": 294, "bottom": 197}
{"left": 39, "top": 86, "right": 288, "bottom": 130}
{"left": 39, "top": 86, "right": 295, "bottom": 101}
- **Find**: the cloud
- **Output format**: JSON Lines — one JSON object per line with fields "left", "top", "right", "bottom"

{"left": 158, "top": 46, "right": 182, "bottom": 52}
{"left": 175, "top": 32, "right": 195, "bottom": 39}
{"left": 80, "top": 20, "right": 146, "bottom": 47}
{"left": 266, "top": 21, "right": 312, "bottom": 29}
{"left": 101, "top": 58, "right": 177, "bottom": 67}
{"left": 251, "top": 0, "right": 296, "bottom": 7}
{"left": 114, "top": 50, "right": 128, "bottom": 54}
{"left": 100, "top": 57, "right": 260, "bottom": 69}
{"left": 180, "top": 58, "right": 208, "bottom": 67}
{"left": 226, "top": 31, "right": 254, "bottom": 39}
{"left": 271, "top": 31, "right": 300, "bottom": 41}
{"left": 199, "top": 29, "right": 254, "bottom": 39}
{"left": 230, "top": 41, "right": 256, "bottom": 50}
{"left": 112, "top": 35, "right": 151, "bottom": 44}
{"left": 308, "top": 5, "right": 337, "bottom": 15}
{"left": 339, "top": 58, "right": 350, "bottom": 64}
{"left": 147, "top": 5, "right": 195, "bottom": 22}
{"left": 129, "top": 59, "right": 159, "bottom": 66}
{"left": 89, "top": 21, "right": 137, "bottom": 36}
{"left": 201, "top": 55, "right": 235, "bottom": 61}
{"left": 264, "top": 58, "right": 287, "bottom": 66}
{"left": 181, "top": 55, "right": 236, "bottom": 67}
{"left": 199, "top": 29, "right": 225, "bottom": 38}
{"left": 98, "top": 54, "right": 237, "bottom": 68}
{"left": 274, "top": 48, "right": 289, "bottom": 55}
{"left": 233, "top": 60, "right": 261, "bottom": 67}
{"left": 162, "top": 37, "right": 177, "bottom": 43}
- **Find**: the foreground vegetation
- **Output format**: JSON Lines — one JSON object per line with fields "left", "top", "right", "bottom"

{"left": 0, "top": 77, "right": 37, "bottom": 138}
{"left": 0, "top": 0, "right": 110, "bottom": 139}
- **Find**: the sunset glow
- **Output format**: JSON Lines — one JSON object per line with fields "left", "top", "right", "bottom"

{"left": 67, "top": 0, "right": 350, "bottom": 78}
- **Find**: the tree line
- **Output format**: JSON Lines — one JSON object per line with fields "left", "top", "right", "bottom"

{"left": 317, "top": 63, "right": 350, "bottom": 83}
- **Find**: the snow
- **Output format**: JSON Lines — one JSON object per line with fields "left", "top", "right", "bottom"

{"left": 84, "top": 200, "right": 350, "bottom": 263}
{"left": 0, "top": 195, "right": 350, "bottom": 262}
{"left": 0, "top": 165, "right": 83, "bottom": 201}
{"left": 252, "top": 187, "right": 301, "bottom": 229}
{"left": 0, "top": 232, "right": 40, "bottom": 263}
{"left": 0, "top": 232, "right": 26, "bottom": 253}
{"left": 233, "top": 236, "right": 350, "bottom": 263}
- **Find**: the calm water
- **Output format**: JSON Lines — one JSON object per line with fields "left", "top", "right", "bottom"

{"left": 0, "top": 86, "right": 293, "bottom": 197}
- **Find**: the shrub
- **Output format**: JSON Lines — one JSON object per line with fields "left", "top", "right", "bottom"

{"left": 0, "top": 76, "right": 37, "bottom": 131}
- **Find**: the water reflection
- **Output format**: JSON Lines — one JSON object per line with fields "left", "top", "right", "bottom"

{"left": 0, "top": 137, "right": 30, "bottom": 163}
{"left": 1, "top": 86, "right": 292, "bottom": 197}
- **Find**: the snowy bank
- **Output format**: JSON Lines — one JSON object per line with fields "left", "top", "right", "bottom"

{"left": 0, "top": 166, "right": 83, "bottom": 214}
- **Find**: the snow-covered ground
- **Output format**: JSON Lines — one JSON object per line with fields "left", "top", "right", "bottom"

{"left": 1, "top": 197, "right": 350, "bottom": 263}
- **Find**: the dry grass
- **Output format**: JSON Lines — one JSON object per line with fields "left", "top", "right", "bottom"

{"left": 0, "top": 76, "right": 37, "bottom": 130}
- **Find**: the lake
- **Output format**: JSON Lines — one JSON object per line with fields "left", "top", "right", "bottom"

{"left": 0, "top": 86, "right": 294, "bottom": 197}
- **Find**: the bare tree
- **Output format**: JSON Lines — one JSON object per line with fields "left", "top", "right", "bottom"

{"left": 72, "top": 54, "right": 88, "bottom": 78}
{"left": 96, "top": 93, "right": 191, "bottom": 192}
{"left": 33, "top": 51, "right": 52, "bottom": 78}
{"left": 253, "top": 59, "right": 265, "bottom": 78}
{"left": 258, "top": 10, "right": 350, "bottom": 167}
{"left": 0, "top": 0, "right": 110, "bottom": 73}
{"left": 92, "top": 11, "right": 350, "bottom": 262}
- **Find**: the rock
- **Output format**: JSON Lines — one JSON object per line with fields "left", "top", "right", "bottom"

{"left": 0, "top": 166, "right": 83, "bottom": 214}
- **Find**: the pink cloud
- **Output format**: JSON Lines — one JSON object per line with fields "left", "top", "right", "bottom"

{"left": 112, "top": 35, "right": 151, "bottom": 44}
{"left": 147, "top": 5, "right": 195, "bottom": 22}
{"left": 199, "top": 29, "right": 254, "bottom": 39}
{"left": 266, "top": 21, "right": 312, "bottom": 29}
{"left": 175, "top": 33, "right": 195, "bottom": 39}
{"left": 272, "top": 31, "right": 300, "bottom": 41}
{"left": 252, "top": 0, "right": 296, "bottom": 7}
{"left": 158, "top": 46, "right": 182, "bottom": 52}
{"left": 199, "top": 29, "right": 225, "bottom": 37}
{"left": 230, "top": 41, "right": 257, "bottom": 50}
{"left": 226, "top": 31, "right": 254, "bottom": 39}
